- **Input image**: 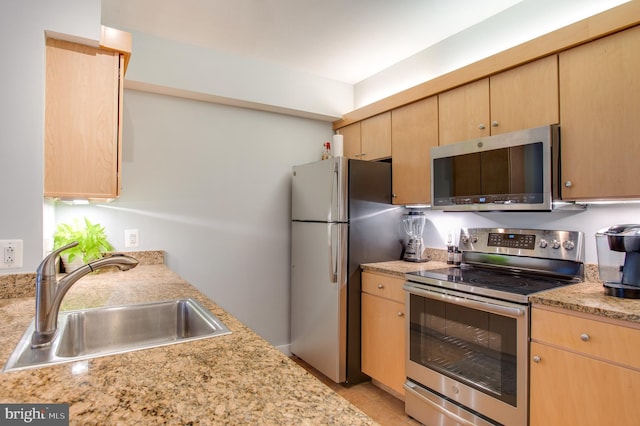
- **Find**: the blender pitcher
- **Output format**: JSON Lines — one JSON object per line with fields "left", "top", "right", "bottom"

{"left": 403, "top": 211, "right": 428, "bottom": 262}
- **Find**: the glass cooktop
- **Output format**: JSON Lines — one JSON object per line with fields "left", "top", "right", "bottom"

{"left": 406, "top": 266, "right": 581, "bottom": 303}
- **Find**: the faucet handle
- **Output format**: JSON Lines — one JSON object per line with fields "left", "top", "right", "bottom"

{"left": 37, "top": 241, "right": 79, "bottom": 278}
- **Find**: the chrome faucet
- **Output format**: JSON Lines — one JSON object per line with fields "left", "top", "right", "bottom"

{"left": 32, "top": 242, "right": 139, "bottom": 348}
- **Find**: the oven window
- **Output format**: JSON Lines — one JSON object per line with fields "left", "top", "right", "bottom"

{"left": 409, "top": 294, "right": 517, "bottom": 407}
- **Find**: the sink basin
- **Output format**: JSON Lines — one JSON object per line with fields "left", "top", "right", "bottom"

{"left": 3, "top": 298, "right": 231, "bottom": 372}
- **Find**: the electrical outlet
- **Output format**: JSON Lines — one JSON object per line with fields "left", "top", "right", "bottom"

{"left": 124, "top": 229, "right": 139, "bottom": 248}
{"left": 4, "top": 246, "right": 15, "bottom": 263}
{"left": 0, "top": 240, "right": 23, "bottom": 269}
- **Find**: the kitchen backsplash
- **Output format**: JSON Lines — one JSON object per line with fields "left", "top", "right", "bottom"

{"left": 0, "top": 250, "right": 165, "bottom": 299}
{"left": 0, "top": 249, "right": 602, "bottom": 300}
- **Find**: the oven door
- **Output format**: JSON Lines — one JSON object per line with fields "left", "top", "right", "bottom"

{"left": 404, "top": 281, "right": 528, "bottom": 426}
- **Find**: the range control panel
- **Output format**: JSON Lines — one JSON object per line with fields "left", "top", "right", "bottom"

{"left": 487, "top": 232, "right": 536, "bottom": 249}
{"left": 459, "top": 227, "right": 585, "bottom": 262}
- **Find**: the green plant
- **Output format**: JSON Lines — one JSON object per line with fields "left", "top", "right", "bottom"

{"left": 52, "top": 217, "right": 114, "bottom": 264}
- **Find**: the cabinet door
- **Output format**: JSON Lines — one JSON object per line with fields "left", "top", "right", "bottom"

{"left": 438, "top": 78, "right": 490, "bottom": 145}
{"left": 530, "top": 342, "right": 640, "bottom": 426}
{"left": 360, "top": 112, "right": 391, "bottom": 161}
{"left": 559, "top": 26, "right": 640, "bottom": 200}
{"left": 44, "top": 38, "right": 121, "bottom": 199}
{"left": 339, "top": 122, "right": 361, "bottom": 160}
{"left": 490, "top": 55, "right": 559, "bottom": 135}
{"left": 391, "top": 97, "right": 438, "bottom": 205}
{"left": 361, "top": 292, "right": 405, "bottom": 395}
{"left": 439, "top": 56, "right": 558, "bottom": 145}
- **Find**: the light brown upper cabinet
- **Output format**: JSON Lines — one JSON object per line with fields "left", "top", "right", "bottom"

{"left": 438, "top": 78, "right": 490, "bottom": 145}
{"left": 438, "top": 55, "right": 559, "bottom": 145}
{"left": 391, "top": 97, "right": 438, "bottom": 205}
{"left": 340, "top": 121, "right": 361, "bottom": 160}
{"left": 559, "top": 25, "right": 640, "bottom": 200}
{"left": 341, "top": 112, "right": 391, "bottom": 161}
{"left": 45, "top": 32, "right": 130, "bottom": 200}
{"left": 360, "top": 112, "right": 391, "bottom": 161}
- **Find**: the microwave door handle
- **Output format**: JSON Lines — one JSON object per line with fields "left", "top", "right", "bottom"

{"left": 328, "top": 224, "right": 337, "bottom": 283}
{"left": 404, "top": 284, "right": 526, "bottom": 318}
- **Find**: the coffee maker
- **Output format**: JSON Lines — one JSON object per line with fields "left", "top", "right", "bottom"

{"left": 402, "top": 211, "right": 429, "bottom": 262}
{"left": 596, "top": 224, "right": 640, "bottom": 298}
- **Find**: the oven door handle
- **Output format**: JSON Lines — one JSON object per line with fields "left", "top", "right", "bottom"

{"left": 404, "top": 381, "right": 493, "bottom": 426}
{"left": 404, "top": 283, "right": 526, "bottom": 318}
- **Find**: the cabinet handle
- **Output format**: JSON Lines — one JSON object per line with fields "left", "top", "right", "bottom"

{"left": 377, "top": 284, "right": 384, "bottom": 289}
{"left": 361, "top": 152, "right": 367, "bottom": 157}
{"left": 478, "top": 124, "right": 486, "bottom": 130}
{"left": 392, "top": 193, "right": 397, "bottom": 198}
{"left": 564, "top": 180, "right": 573, "bottom": 188}
{"left": 533, "top": 355, "right": 541, "bottom": 363}
{"left": 491, "top": 120, "right": 499, "bottom": 127}
{"left": 580, "top": 333, "right": 590, "bottom": 342}
{"left": 397, "top": 312, "right": 404, "bottom": 317}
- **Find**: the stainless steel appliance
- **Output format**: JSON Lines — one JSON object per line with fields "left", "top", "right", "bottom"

{"left": 431, "top": 125, "right": 560, "bottom": 211}
{"left": 403, "top": 211, "right": 429, "bottom": 262}
{"left": 290, "top": 157, "right": 403, "bottom": 384}
{"left": 596, "top": 224, "right": 640, "bottom": 298}
{"left": 404, "top": 227, "right": 584, "bottom": 426}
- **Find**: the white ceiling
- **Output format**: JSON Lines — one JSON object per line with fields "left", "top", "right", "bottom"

{"left": 101, "top": 0, "right": 527, "bottom": 84}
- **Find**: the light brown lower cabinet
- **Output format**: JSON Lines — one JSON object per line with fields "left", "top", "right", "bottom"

{"left": 530, "top": 306, "right": 640, "bottom": 426}
{"left": 361, "top": 271, "right": 405, "bottom": 396}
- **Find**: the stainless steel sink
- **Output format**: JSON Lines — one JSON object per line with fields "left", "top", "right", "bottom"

{"left": 3, "top": 298, "right": 231, "bottom": 372}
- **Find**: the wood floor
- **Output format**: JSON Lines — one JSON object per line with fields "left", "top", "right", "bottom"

{"left": 291, "top": 356, "right": 420, "bottom": 426}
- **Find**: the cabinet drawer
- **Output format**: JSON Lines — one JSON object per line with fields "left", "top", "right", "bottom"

{"left": 362, "top": 271, "right": 405, "bottom": 303}
{"left": 531, "top": 307, "right": 640, "bottom": 369}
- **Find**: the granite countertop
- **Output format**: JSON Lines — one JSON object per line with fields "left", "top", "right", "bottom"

{"left": 361, "top": 259, "right": 449, "bottom": 278}
{"left": 0, "top": 256, "right": 376, "bottom": 425}
{"left": 363, "top": 258, "right": 640, "bottom": 325}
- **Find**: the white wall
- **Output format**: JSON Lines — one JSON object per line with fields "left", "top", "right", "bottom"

{"left": 124, "top": 30, "right": 353, "bottom": 121}
{"left": 354, "top": 0, "right": 629, "bottom": 107}
{"left": 0, "top": 0, "right": 101, "bottom": 273}
{"left": 2, "top": 0, "right": 338, "bottom": 348}
{"left": 416, "top": 204, "right": 640, "bottom": 265}
{"left": 55, "top": 90, "right": 331, "bottom": 347}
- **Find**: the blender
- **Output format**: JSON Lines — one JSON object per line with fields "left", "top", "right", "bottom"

{"left": 596, "top": 224, "right": 640, "bottom": 298}
{"left": 403, "top": 211, "right": 429, "bottom": 262}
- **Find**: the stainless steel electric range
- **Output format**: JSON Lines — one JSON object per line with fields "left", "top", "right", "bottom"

{"left": 403, "top": 227, "right": 584, "bottom": 426}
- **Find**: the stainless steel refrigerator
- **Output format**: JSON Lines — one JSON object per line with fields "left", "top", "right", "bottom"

{"left": 290, "top": 157, "right": 403, "bottom": 384}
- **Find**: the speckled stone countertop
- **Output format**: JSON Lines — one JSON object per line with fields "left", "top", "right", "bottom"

{"left": 363, "top": 255, "right": 640, "bottom": 325}
{"left": 528, "top": 281, "right": 640, "bottom": 324}
{"left": 0, "top": 254, "right": 376, "bottom": 425}
{"left": 361, "top": 259, "right": 449, "bottom": 278}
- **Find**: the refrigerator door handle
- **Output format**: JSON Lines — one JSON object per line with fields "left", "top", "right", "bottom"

{"left": 328, "top": 161, "right": 338, "bottom": 223}
{"left": 328, "top": 224, "right": 337, "bottom": 283}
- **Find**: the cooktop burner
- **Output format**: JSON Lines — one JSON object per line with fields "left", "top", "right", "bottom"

{"left": 405, "top": 227, "right": 585, "bottom": 303}
{"left": 406, "top": 266, "right": 580, "bottom": 303}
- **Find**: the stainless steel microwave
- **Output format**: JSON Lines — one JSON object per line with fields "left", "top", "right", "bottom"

{"left": 431, "top": 125, "right": 559, "bottom": 211}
